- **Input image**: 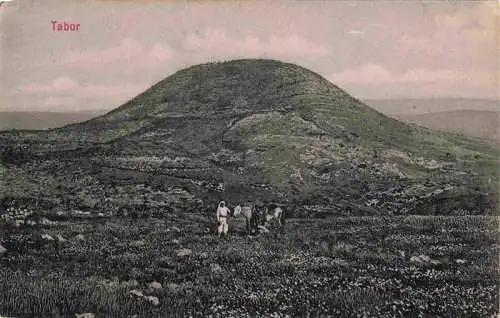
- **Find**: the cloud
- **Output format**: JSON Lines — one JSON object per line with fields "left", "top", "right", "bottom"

{"left": 24, "top": 78, "right": 151, "bottom": 111}
{"left": 400, "top": 1, "right": 497, "bottom": 56}
{"left": 330, "top": 63, "right": 494, "bottom": 85}
{"left": 19, "top": 77, "right": 78, "bottom": 93}
{"left": 347, "top": 29, "right": 365, "bottom": 37}
{"left": 330, "top": 63, "right": 396, "bottom": 84}
{"left": 399, "top": 69, "right": 468, "bottom": 83}
{"left": 329, "top": 62, "right": 497, "bottom": 98}
{"left": 61, "top": 38, "right": 174, "bottom": 68}
{"left": 182, "top": 29, "right": 330, "bottom": 58}
{"left": 148, "top": 43, "right": 173, "bottom": 61}
{"left": 434, "top": 3, "right": 498, "bottom": 44}
{"left": 19, "top": 77, "right": 149, "bottom": 100}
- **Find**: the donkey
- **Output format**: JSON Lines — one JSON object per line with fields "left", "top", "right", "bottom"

{"left": 259, "top": 204, "right": 285, "bottom": 232}
{"left": 233, "top": 203, "right": 260, "bottom": 235}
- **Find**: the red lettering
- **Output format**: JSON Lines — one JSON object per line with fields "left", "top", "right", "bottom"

{"left": 51, "top": 20, "right": 81, "bottom": 32}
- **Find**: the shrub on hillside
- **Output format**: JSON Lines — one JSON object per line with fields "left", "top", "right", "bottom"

{"left": 0, "top": 144, "right": 31, "bottom": 165}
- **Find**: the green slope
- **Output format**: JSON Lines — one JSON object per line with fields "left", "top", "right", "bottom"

{"left": 0, "top": 59, "right": 498, "bottom": 214}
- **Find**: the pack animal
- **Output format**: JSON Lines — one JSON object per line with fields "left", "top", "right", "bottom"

{"left": 233, "top": 204, "right": 260, "bottom": 235}
{"left": 259, "top": 205, "right": 285, "bottom": 232}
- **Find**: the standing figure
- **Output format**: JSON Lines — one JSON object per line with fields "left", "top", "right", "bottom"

{"left": 216, "top": 201, "right": 230, "bottom": 238}
{"left": 254, "top": 201, "right": 268, "bottom": 227}
{"left": 250, "top": 203, "right": 262, "bottom": 233}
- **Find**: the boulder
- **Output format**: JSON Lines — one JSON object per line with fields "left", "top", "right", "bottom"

{"left": 145, "top": 295, "right": 160, "bottom": 306}
{"left": 418, "top": 254, "right": 431, "bottom": 263}
{"left": 75, "top": 314, "right": 95, "bottom": 318}
{"left": 210, "top": 263, "right": 223, "bottom": 274}
{"left": 41, "top": 234, "right": 54, "bottom": 241}
{"left": 148, "top": 281, "right": 163, "bottom": 290}
{"left": 430, "top": 259, "right": 442, "bottom": 266}
{"left": 410, "top": 256, "right": 421, "bottom": 263}
{"left": 200, "top": 252, "right": 209, "bottom": 259}
{"left": 176, "top": 248, "right": 192, "bottom": 257}
{"left": 129, "top": 289, "right": 144, "bottom": 297}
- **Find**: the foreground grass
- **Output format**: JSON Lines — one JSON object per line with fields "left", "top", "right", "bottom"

{"left": 0, "top": 214, "right": 498, "bottom": 317}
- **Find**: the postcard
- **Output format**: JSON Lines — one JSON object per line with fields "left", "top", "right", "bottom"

{"left": 0, "top": 1, "right": 498, "bottom": 317}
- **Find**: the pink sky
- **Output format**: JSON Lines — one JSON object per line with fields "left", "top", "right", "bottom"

{"left": 0, "top": 0, "right": 498, "bottom": 111}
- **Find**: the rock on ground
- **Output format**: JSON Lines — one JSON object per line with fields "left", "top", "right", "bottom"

{"left": 210, "top": 263, "right": 224, "bottom": 273}
{"left": 148, "top": 281, "right": 163, "bottom": 290}
{"left": 145, "top": 296, "right": 160, "bottom": 306}
{"left": 41, "top": 234, "right": 54, "bottom": 241}
{"left": 176, "top": 248, "right": 192, "bottom": 257}
{"left": 129, "top": 289, "right": 144, "bottom": 297}
{"left": 75, "top": 314, "right": 95, "bottom": 318}
{"left": 419, "top": 254, "right": 431, "bottom": 262}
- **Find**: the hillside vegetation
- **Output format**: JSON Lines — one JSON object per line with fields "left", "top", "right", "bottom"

{"left": 0, "top": 59, "right": 498, "bottom": 215}
{"left": 0, "top": 214, "right": 497, "bottom": 317}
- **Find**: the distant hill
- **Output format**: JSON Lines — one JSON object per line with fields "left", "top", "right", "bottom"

{"left": 364, "top": 98, "right": 499, "bottom": 116}
{"left": 0, "top": 110, "right": 107, "bottom": 131}
{"left": 0, "top": 59, "right": 498, "bottom": 215}
{"left": 395, "top": 110, "right": 499, "bottom": 145}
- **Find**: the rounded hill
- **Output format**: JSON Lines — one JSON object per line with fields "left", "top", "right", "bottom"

{"left": 100, "top": 59, "right": 357, "bottom": 120}
{"left": 3, "top": 59, "right": 496, "bottom": 214}
{"left": 75, "top": 59, "right": 416, "bottom": 151}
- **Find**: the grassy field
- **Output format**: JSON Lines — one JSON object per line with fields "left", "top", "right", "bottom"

{"left": 0, "top": 213, "right": 498, "bottom": 317}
